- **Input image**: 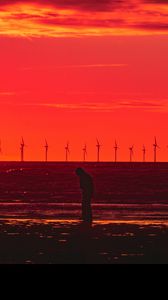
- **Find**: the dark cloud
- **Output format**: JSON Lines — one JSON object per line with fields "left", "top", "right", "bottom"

{"left": 38, "top": 16, "right": 125, "bottom": 28}
{"left": 0, "top": 0, "right": 125, "bottom": 11}
{"left": 133, "top": 22, "right": 168, "bottom": 30}
{"left": 0, "top": 0, "right": 168, "bottom": 36}
{"left": 144, "top": 0, "right": 168, "bottom": 3}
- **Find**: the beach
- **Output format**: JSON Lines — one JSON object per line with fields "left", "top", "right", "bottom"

{"left": 0, "top": 162, "right": 168, "bottom": 264}
{"left": 1, "top": 218, "right": 168, "bottom": 264}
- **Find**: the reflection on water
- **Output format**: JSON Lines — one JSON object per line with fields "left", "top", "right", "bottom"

{"left": 1, "top": 161, "right": 168, "bottom": 263}
{"left": 25, "top": 260, "right": 32, "bottom": 264}
{"left": 121, "top": 253, "right": 144, "bottom": 257}
{"left": 1, "top": 203, "right": 168, "bottom": 224}
{"left": 0, "top": 217, "right": 168, "bottom": 264}
{"left": 1, "top": 217, "right": 168, "bottom": 228}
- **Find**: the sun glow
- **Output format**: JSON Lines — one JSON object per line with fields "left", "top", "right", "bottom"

{"left": 0, "top": 1, "right": 168, "bottom": 161}
{"left": 0, "top": 2, "right": 168, "bottom": 37}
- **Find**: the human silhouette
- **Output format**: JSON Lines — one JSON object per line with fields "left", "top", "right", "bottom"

{"left": 76, "top": 168, "right": 94, "bottom": 223}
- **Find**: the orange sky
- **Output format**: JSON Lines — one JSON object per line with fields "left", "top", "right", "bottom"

{"left": 0, "top": 0, "right": 168, "bottom": 162}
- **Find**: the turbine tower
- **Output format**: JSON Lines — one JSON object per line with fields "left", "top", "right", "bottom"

{"left": 20, "top": 137, "right": 25, "bottom": 162}
{"left": 142, "top": 145, "right": 146, "bottom": 162}
{"left": 153, "top": 137, "right": 159, "bottom": 163}
{"left": 0, "top": 140, "right": 2, "bottom": 154}
{"left": 65, "top": 142, "right": 70, "bottom": 162}
{"left": 44, "top": 139, "right": 48, "bottom": 162}
{"left": 96, "top": 139, "right": 101, "bottom": 162}
{"left": 114, "top": 140, "right": 119, "bottom": 163}
{"left": 83, "top": 144, "right": 87, "bottom": 162}
{"left": 129, "top": 145, "right": 134, "bottom": 162}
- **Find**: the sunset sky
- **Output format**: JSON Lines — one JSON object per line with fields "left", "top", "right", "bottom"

{"left": 0, "top": 0, "right": 168, "bottom": 161}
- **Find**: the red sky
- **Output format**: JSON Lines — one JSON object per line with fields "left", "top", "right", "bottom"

{"left": 0, "top": 0, "right": 168, "bottom": 161}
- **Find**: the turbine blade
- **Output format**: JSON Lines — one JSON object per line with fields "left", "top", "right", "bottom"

{"left": 154, "top": 137, "right": 158, "bottom": 146}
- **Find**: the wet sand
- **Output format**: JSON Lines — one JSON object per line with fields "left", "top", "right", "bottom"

{"left": 1, "top": 162, "right": 168, "bottom": 264}
{"left": 1, "top": 218, "right": 168, "bottom": 264}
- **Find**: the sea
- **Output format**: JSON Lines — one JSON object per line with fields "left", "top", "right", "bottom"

{"left": 0, "top": 161, "right": 168, "bottom": 223}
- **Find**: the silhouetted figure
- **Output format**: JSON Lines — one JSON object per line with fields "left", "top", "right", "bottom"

{"left": 76, "top": 168, "right": 93, "bottom": 223}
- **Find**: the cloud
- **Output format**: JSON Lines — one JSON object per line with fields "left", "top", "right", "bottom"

{"left": 144, "top": 1, "right": 168, "bottom": 3}
{"left": 0, "top": 91, "right": 15, "bottom": 96}
{"left": 0, "top": 0, "right": 126, "bottom": 12}
{"left": 133, "top": 22, "right": 168, "bottom": 31}
{"left": 22, "top": 99, "right": 167, "bottom": 112}
{"left": 22, "top": 64, "right": 127, "bottom": 71}
{"left": 59, "top": 63, "right": 127, "bottom": 68}
{"left": 0, "top": 0, "right": 168, "bottom": 37}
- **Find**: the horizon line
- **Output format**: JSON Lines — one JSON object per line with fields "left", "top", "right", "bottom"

{"left": 0, "top": 160, "right": 168, "bottom": 164}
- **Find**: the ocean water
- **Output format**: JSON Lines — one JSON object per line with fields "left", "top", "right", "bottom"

{"left": 0, "top": 161, "right": 168, "bottom": 221}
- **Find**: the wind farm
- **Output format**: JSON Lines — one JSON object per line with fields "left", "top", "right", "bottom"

{"left": 1, "top": 0, "right": 168, "bottom": 265}
{"left": 0, "top": 137, "right": 165, "bottom": 162}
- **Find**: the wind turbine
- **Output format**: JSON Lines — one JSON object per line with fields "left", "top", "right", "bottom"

{"left": 153, "top": 137, "right": 159, "bottom": 163}
{"left": 65, "top": 142, "right": 70, "bottom": 162}
{"left": 0, "top": 140, "right": 2, "bottom": 154}
{"left": 44, "top": 139, "right": 48, "bottom": 162}
{"left": 83, "top": 144, "right": 87, "bottom": 162}
{"left": 96, "top": 139, "right": 101, "bottom": 162}
{"left": 20, "top": 137, "right": 25, "bottom": 162}
{"left": 142, "top": 145, "right": 146, "bottom": 162}
{"left": 129, "top": 145, "right": 134, "bottom": 162}
{"left": 114, "top": 140, "right": 119, "bottom": 162}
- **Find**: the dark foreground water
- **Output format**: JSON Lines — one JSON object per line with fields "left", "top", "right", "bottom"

{"left": 0, "top": 162, "right": 168, "bottom": 264}
{"left": 0, "top": 161, "right": 168, "bottom": 221}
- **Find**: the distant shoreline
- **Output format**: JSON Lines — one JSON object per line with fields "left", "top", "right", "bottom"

{"left": 0, "top": 161, "right": 168, "bottom": 164}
